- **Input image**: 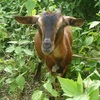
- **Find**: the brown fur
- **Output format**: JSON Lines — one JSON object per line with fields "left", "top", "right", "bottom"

{"left": 34, "top": 26, "right": 72, "bottom": 77}
{"left": 15, "top": 10, "right": 84, "bottom": 78}
{"left": 15, "top": 11, "right": 84, "bottom": 99}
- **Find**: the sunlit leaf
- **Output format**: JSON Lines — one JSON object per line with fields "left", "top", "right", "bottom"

{"left": 89, "top": 21, "right": 100, "bottom": 29}
{"left": 66, "top": 98, "right": 73, "bottom": 100}
{"left": 32, "top": 90, "right": 49, "bottom": 100}
{"left": 84, "top": 78, "right": 100, "bottom": 95}
{"left": 23, "top": 49, "right": 33, "bottom": 56}
{"left": 85, "top": 36, "right": 93, "bottom": 46}
{"left": 6, "top": 45, "right": 15, "bottom": 53}
{"left": 73, "top": 93, "right": 89, "bottom": 100}
{"left": 4, "top": 66, "right": 13, "bottom": 73}
{"left": 77, "top": 73, "right": 83, "bottom": 93}
{"left": 32, "top": 9, "right": 36, "bottom": 15}
{"left": 89, "top": 89, "right": 99, "bottom": 100}
{"left": 6, "top": 78, "right": 15, "bottom": 84}
{"left": 19, "top": 40, "right": 30, "bottom": 45}
{"left": 57, "top": 76, "right": 82, "bottom": 97}
{"left": 32, "top": 90, "right": 43, "bottom": 100}
{"left": 8, "top": 41, "right": 18, "bottom": 44}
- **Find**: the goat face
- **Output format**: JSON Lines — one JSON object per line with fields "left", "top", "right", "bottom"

{"left": 15, "top": 9, "right": 84, "bottom": 56}
{"left": 36, "top": 11, "right": 66, "bottom": 55}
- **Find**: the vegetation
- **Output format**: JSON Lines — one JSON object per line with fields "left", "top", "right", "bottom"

{"left": 0, "top": 0, "right": 100, "bottom": 100}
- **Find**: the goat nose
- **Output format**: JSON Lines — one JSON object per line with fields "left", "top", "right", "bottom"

{"left": 43, "top": 38, "right": 52, "bottom": 49}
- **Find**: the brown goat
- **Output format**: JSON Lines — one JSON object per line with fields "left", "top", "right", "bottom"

{"left": 15, "top": 9, "right": 84, "bottom": 79}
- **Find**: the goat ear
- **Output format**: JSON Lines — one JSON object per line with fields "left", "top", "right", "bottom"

{"left": 64, "top": 16, "right": 84, "bottom": 27}
{"left": 15, "top": 15, "right": 39, "bottom": 25}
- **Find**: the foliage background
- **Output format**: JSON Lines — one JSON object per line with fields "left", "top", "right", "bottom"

{"left": 0, "top": 0, "right": 100, "bottom": 99}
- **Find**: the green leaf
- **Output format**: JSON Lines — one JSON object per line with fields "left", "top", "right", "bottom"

{"left": 32, "top": 9, "right": 36, "bottom": 15}
{"left": 57, "top": 76, "right": 82, "bottom": 97}
{"left": 9, "top": 83, "right": 17, "bottom": 92}
{"left": 16, "top": 75, "right": 25, "bottom": 90}
{"left": 87, "top": 80, "right": 100, "bottom": 94}
{"left": 66, "top": 98, "right": 73, "bottom": 100}
{"left": 0, "top": 77, "right": 6, "bottom": 84}
{"left": 43, "top": 73, "right": 58, "bottom": 97}
{"left": 77, "top": 73, "right": 83, "bottom": 93}
{"left": 6, "top": 78, "right": 15, "bottom": 84}
{"left": 73, "top": 93, "right": 89, "bottom": 100}
{"left": 85, "top": 36, "right": 93, "bottom": 46}
{"left": 19, "top": 40, "right": 30, "bottom": 45}
{"left": 84, "top": 78, "right": 100, "bottom": 95}
{"left": 8, "top": 41, "right": 18, "bottom": 44}
{"left": 91, "top": 50, "right": 100, "bottom": 57}
{"left": 44, "top": 81, "right": 52, "bottom": 92}
{"left": 89, "top": 21, "right": 100, "bottom": 29}
{"left": 4, "top": 66, "right": 13, "bottom": 73}
{"left": 87, "top": 70, "right": 100, "bottom": 80}
{"left": 43, "top": 81, "right": 59, "bottom": 97}
{"left": 46, "top": 72, "right": 55, "bottom": 83}
{"left": 32, "top": 90, "right": 43, "bottom": 100}
{"left": 23, "top": 49, "right": 33, "bottom": 56}
{"left": 19, "top": 59, "right": 25, "bottom": 67}
{"left": 89, "top": 89, "right": 99, "bottom": 100}
{"left": 0, "top": 65, "right": 4, "bottom": 71}
{"left": 15, "top": 46, "right": 22, "bottom": 54}
{"left": 6, "top": 45, "right": 15, "bottom": 53}
{"left": 25, "top": 0, "right": 37, "bottom": 15}
{"left": 32, "top": 90, "right": 49, "bottom": 100}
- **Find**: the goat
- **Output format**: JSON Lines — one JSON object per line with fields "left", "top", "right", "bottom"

{"left": 15, "top": 9, "right": 84, "bottom": 82}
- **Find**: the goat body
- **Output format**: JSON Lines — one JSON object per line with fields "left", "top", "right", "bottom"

{"left": 15, "top": 9, "right": 84, "bottom": 78}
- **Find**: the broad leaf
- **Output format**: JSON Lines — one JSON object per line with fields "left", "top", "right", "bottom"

{"left": 32, "top": 90, "right": 43, "bottom": 100}
{"left": 19, "top": 40, "right": 30, "bottom": 45}
{"left": 43, "top": 81, "right": 59, "bottom": 97}
{"left": 57, "top": 76, "right": 82, "bottom": 97}
{"left": 73, "top": 93, "right": 89, "bottom": 100}
{"left": 85, "top": 36, "right": 93, "bottom": 46}
{"left": 4, "top": 66, "right": 13, "bottom": 73}
{"left": 9, "top": 83, "right": 17, "bottom": 92}
{"left": 16, "top": 75, "right": 25, "bottom": 90}
{"left": 15, "top": 46, "right": 22, "bottom": 54}
{"left": 23, "top": 49, "right": 33, "bottom": 56}
{"left": 89, "top": 21, "right": 100, "bottom": 29}
{"left": 25, "top": 0, "right": 36, "bottom": 15}
{"left": 6, "top": 78, "right": 15, "bottom": 84}
{"left": 89, "top": 89, "right": 99, "bottom": 100}
{"left": 84, "top": 78, "right": 100, "bottom": 95}
{"left": 32, "top": 90, "right": 49, "bottom": 100}
{"left": 6, "top": 45, "right": 15, "bottom": 53}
